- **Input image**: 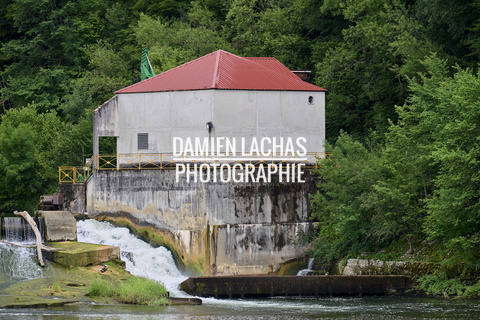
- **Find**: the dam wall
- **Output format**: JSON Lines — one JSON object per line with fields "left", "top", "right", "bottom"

{"left": 86, "top": 169, "right": 317, "bottom": 275}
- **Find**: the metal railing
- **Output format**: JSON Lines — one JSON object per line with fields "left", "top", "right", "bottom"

{"left": 58, "top": 158, "right": 93, "bottom": 183}
{"left": 59, "top": 153, "right": 326, "bottom": 183}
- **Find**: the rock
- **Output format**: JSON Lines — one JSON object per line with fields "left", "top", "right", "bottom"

{"left": 0, "top": 296, "right": 76, "bottom": 309}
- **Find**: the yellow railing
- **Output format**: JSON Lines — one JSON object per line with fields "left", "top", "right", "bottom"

{"left": 58, "top": 158, "right": 93, "bottom": 183}
{"left": 99, "top": 153, "right": 327, "bottom": 170}
{"left": 59, "top": 153, "right": 327, "bottom": 182}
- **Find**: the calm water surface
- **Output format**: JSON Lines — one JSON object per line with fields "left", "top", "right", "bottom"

{"left": 1, "top": 296, "right": 480, "bottom": 320}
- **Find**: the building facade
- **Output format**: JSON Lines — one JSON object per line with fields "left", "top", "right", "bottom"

{"left": 87, "top": 50, "right": 326, "bottom": 275}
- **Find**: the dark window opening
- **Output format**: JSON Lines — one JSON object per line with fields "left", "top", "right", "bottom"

{"left": 138, "top": 133, "right": 149, "bottom": 150}
{"left": 99, "top": 136, "right": 117, "bottom": 155}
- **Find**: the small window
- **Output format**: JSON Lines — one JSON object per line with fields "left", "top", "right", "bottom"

{"left": 138, "top": 133, "right": 148, "bottom": 150}
{"left": 308, "top": 96, "right": 314, "bottom": 105}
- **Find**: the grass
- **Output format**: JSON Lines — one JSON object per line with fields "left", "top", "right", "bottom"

{"left": 89, "top": 276, "right": 169, "bottom": 306}
{"left": 89, "top": 278, "right": 115, "bottom": 297}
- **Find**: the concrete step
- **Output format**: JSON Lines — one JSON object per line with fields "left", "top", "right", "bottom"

{"left": 44, "top": 241, "right": 120, "bottom": 267}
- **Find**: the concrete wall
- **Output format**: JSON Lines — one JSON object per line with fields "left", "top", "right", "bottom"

{"left": 93, "top": 96, "right": 119, "bottom": 168}
{"left": 181, "top": 275, "right": 412, "bottom": 298}
{"left": 38, "top": 211, "right": 77, "bottom": 241}
{"left": 86, "top": 169, "right": 317, "bottom": 275}
{"left": 92, "top": 89, "right": 325, "bottom": 164}
{"left": 59, "top": 183, "right": 86, "bottom": 216}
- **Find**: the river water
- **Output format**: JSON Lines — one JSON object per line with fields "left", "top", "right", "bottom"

{"left": 1, "top": 219, "right": 480, "bottom": 319}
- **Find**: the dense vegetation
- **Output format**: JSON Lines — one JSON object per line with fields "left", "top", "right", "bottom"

{"left": 0, "top": 0, "right": 479, "bottom": 284}
{"left": 313, "top": 55, "right": 480, "bottom": 260}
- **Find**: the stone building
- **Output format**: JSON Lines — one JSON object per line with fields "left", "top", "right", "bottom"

{"left": 86, "top": 50, "right": 326, "bottom": 275}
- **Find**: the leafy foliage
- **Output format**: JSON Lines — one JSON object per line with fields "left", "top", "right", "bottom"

{"left": 311, "top": 55, "right": 480, "bottom": 270}
{"left": 415, "top": 272, "right": 480, "bottom": 299}
{"left": 317, "top": 0, "right": 438, "bottom": 140}
{"left": 134, "top": 13, "right": 231, "bottom": 73}
{"left": 0, "top": 105, "right": 65, "bottom": 212}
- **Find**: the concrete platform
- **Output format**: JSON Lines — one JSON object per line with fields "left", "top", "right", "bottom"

{"left": 180, "top": 275, "right": 412, "bottom": 298}
{"left": 44, "top": 241, "right": 120, "bottom": 267}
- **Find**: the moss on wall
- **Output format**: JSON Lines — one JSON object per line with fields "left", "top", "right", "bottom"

{"left": 276, "top": 258, "right": 308, "bottom": 275}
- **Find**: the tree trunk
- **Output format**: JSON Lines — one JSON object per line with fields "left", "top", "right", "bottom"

{"left": 13, "top": 211, "right": 44, "bottom": 267}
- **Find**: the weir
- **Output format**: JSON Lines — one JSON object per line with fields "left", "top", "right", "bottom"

{"left": 0, "top": 217, "right": 44, "bottom": 242}
{"left": 0, "top": 217, "right": 47, "bottom": 285}
{"left": 84, "top": 169, "right": 317, "bottom": 276}
{"left": 1, "top": 218, "right": 416, "bottom": 303}
{"left": 180, "top": 275, "right": 412, "bottom": 298}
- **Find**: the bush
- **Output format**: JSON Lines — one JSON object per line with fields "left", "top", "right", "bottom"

{"left": 415, "top": 273, "right": 480, "bottom": 299}
{"left": 88, "top": 277, "right": 169, "bottom": 305}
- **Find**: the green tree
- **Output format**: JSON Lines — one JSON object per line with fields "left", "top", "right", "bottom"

{"left": 413, "top": 0, "right": 480, "bottom": 64}
{"left": 0, "top": 105, "right": 65, "bottom": 212}
{"left": 316, "top": 0, "right": 437, "bottom": 141}
{"left": 0, "top": 122, "right": 38, "bottom": 211}
{"left": 0, "top": 0, "right": 126, "bottom": 112}
{"left": 225, "top": 0, "right": 311, "bottom": 69}
{"left": 311, "top": 54, "right": 480, "bottom": 267}
{"left": 134, "top": 13, "right": 231, "bottom": 73}
{"left": 133, "top": 0, "right": 192, "bottom": 19}
{"left": 416, "top": 61, "right": 480, "bottom": 265}
{"left": 55, "top": 114, "right": 93, "bottom": 167}
{"left": 385, "top": 54, "right": 480, "bottom": 265}
{"left": 311, "top": 133, "right": 387, "bottom": 263}
{"left": 62, "top": 41, "right": 131, "bottom": 123}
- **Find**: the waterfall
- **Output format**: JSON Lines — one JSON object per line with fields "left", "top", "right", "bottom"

{"left": 1, "top": 217, "right": 44, "bottom": 242}
{"left": 297, "top": 258, "right": 314, "bottom": 275}
{"left": 0, "top": 216, "right": 47, "bottom": 282}
{"left": 0, "top": 243, "right": 46, "bottom": 281}
{"left": 77, "top": 219, "right": 188, "bottom": 296}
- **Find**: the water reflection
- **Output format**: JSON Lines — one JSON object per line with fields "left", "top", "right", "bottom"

{"left": 1, "top": 296, "right": 480, "bottom": 320}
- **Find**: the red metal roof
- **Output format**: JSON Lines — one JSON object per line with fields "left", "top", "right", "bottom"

{"left": 116, "top": 50, "right": 326, "bottom": 93}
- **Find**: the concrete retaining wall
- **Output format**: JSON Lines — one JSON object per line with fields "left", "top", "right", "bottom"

{"left": 340, "top": 259, "right": 440, "bottom": 276}
{"left": 339, "top": 258, "right": 480, "bottom": 278}
{"left": 59, "top": 183, "right": 86, "bottom": 216}
{"left": 180, "top": 275, "right": 412, "bottom": 298}
{"left": 86, "top": 169, "right": 317, "bottom": 275}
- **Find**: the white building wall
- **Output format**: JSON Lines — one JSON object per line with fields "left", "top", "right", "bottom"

{"left": 213, "top": 90, "right": 325, "bottom": 153}
{"left": 115, "top": 90, "right": 213, "bottom": 155}
{"left": 101, "top": 89, "right": 325, "bottom": 156}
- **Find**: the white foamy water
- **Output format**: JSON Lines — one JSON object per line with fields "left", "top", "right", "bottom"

{"left": 0, "top": 242, "right": 45, "bottom": 280}
{"left": 297, "top": 257, "right": 314, "bottom": 275}
{"left": 77, "top": 219, "right": 187, "bottom": 296}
